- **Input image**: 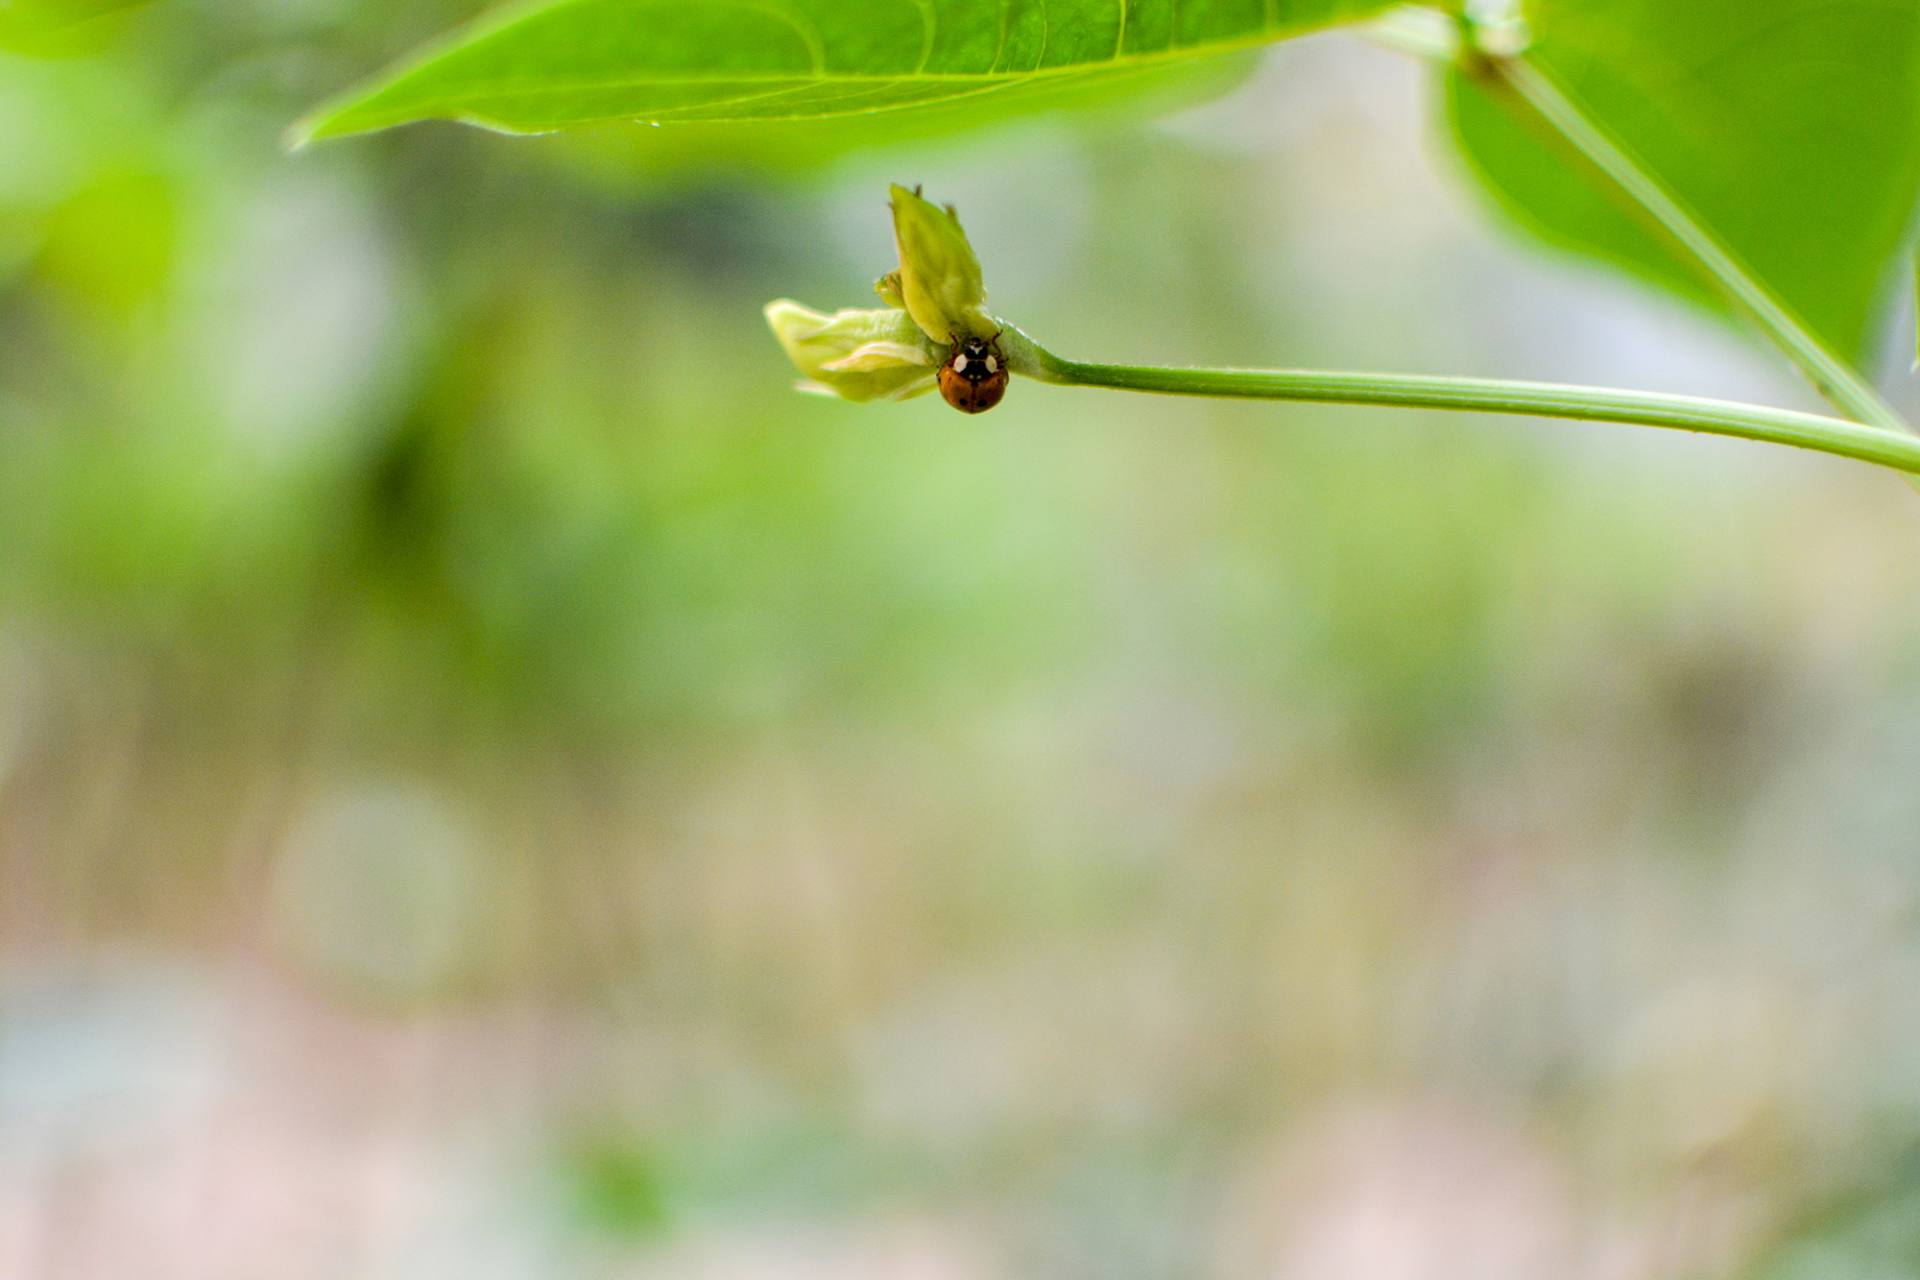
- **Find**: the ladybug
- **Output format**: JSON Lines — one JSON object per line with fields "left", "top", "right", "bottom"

{"left": 938, "top": 330, "right": 1008, "bottom": 414}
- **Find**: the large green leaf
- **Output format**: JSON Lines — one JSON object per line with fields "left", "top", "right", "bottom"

{"left": 533, "top": 51, "right": 1255, "bottom": 183}
{"left": 1448, "top": 0, "right": 1920, "bottom": 364}
{"left": 294, "top": 0, "right": 1394, "bottom": 143}
{"left": 0, "top": 0, "right": 151, "bottom": 54}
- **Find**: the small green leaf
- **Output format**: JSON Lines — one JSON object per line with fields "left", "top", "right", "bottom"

{"left": 1448, "top": 0, "right": 1920, "bottom": 364}
{"left": 293, "top": 0, "right": 1396, "bottom": 144}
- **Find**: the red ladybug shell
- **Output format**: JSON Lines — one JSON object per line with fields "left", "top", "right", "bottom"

{"left": 938, "top": 333, "right": 1008, "bottom": 414}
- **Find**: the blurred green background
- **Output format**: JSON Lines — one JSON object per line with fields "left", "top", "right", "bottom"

{"left": 8, "top": 4, "right": 1920, "bottom": 1277}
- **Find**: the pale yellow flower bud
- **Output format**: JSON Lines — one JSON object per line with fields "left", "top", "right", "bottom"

{"left": 762, "top": 300, "right": 938, "bottom": 403}
{"left": 887, "top": 184, "right": 994, "bottom": 345}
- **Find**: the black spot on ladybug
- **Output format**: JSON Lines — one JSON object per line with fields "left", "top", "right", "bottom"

{"left": 938, "top": 332, "right": 1008, "bottom": 415}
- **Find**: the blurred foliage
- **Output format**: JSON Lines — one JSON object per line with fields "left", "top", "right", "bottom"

{"left": 0, "top": 0, "right": 150, "bottom": 56}
{"left": 565, "top": 1138, "right": 674, "bottom": 1239}
{"left": 8, "top": 4, "right": 1920, "bottom": 1279}
{"left": 1744, "top": 1155, "right": 1920, "bottom": 1278}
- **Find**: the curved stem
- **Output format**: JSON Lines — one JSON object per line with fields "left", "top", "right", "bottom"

{"left": 1004, "top": 334, "right": 1920, "bottom": 479}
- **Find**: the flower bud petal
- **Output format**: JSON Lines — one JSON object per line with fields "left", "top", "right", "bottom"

{"left": 763, "top": 299, "right": 938, "bottom": 403}
{"left": 888, "top": 184, "right": 993, "bottom": 344}
{"left": 823, "top": 340, "right": 931, "bottom": 373}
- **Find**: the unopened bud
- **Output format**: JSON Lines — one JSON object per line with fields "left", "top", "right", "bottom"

{"left": 887, "top": 184, "right": 995, "bottom": 345}
{"left": 763, "top": 300, "right": 939, "bottom": 403}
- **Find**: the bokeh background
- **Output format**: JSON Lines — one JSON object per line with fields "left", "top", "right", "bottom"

{"left": 8, "top": 5, "right": 1920, "bottom": 1277}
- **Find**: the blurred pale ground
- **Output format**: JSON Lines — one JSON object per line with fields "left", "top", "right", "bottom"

{"left": 7, "top": 6, "right": 1920, "bottom": 1279}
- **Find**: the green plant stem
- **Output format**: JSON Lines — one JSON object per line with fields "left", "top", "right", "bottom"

{"left": 1483, "top": 56, "right": 1911, "bottom": 437}
{"left": 1011, "top": 340, "right": 1920, "bottom": 479}
{"left": 1367, "top": 7, "right": 1911, "bottom": 435}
